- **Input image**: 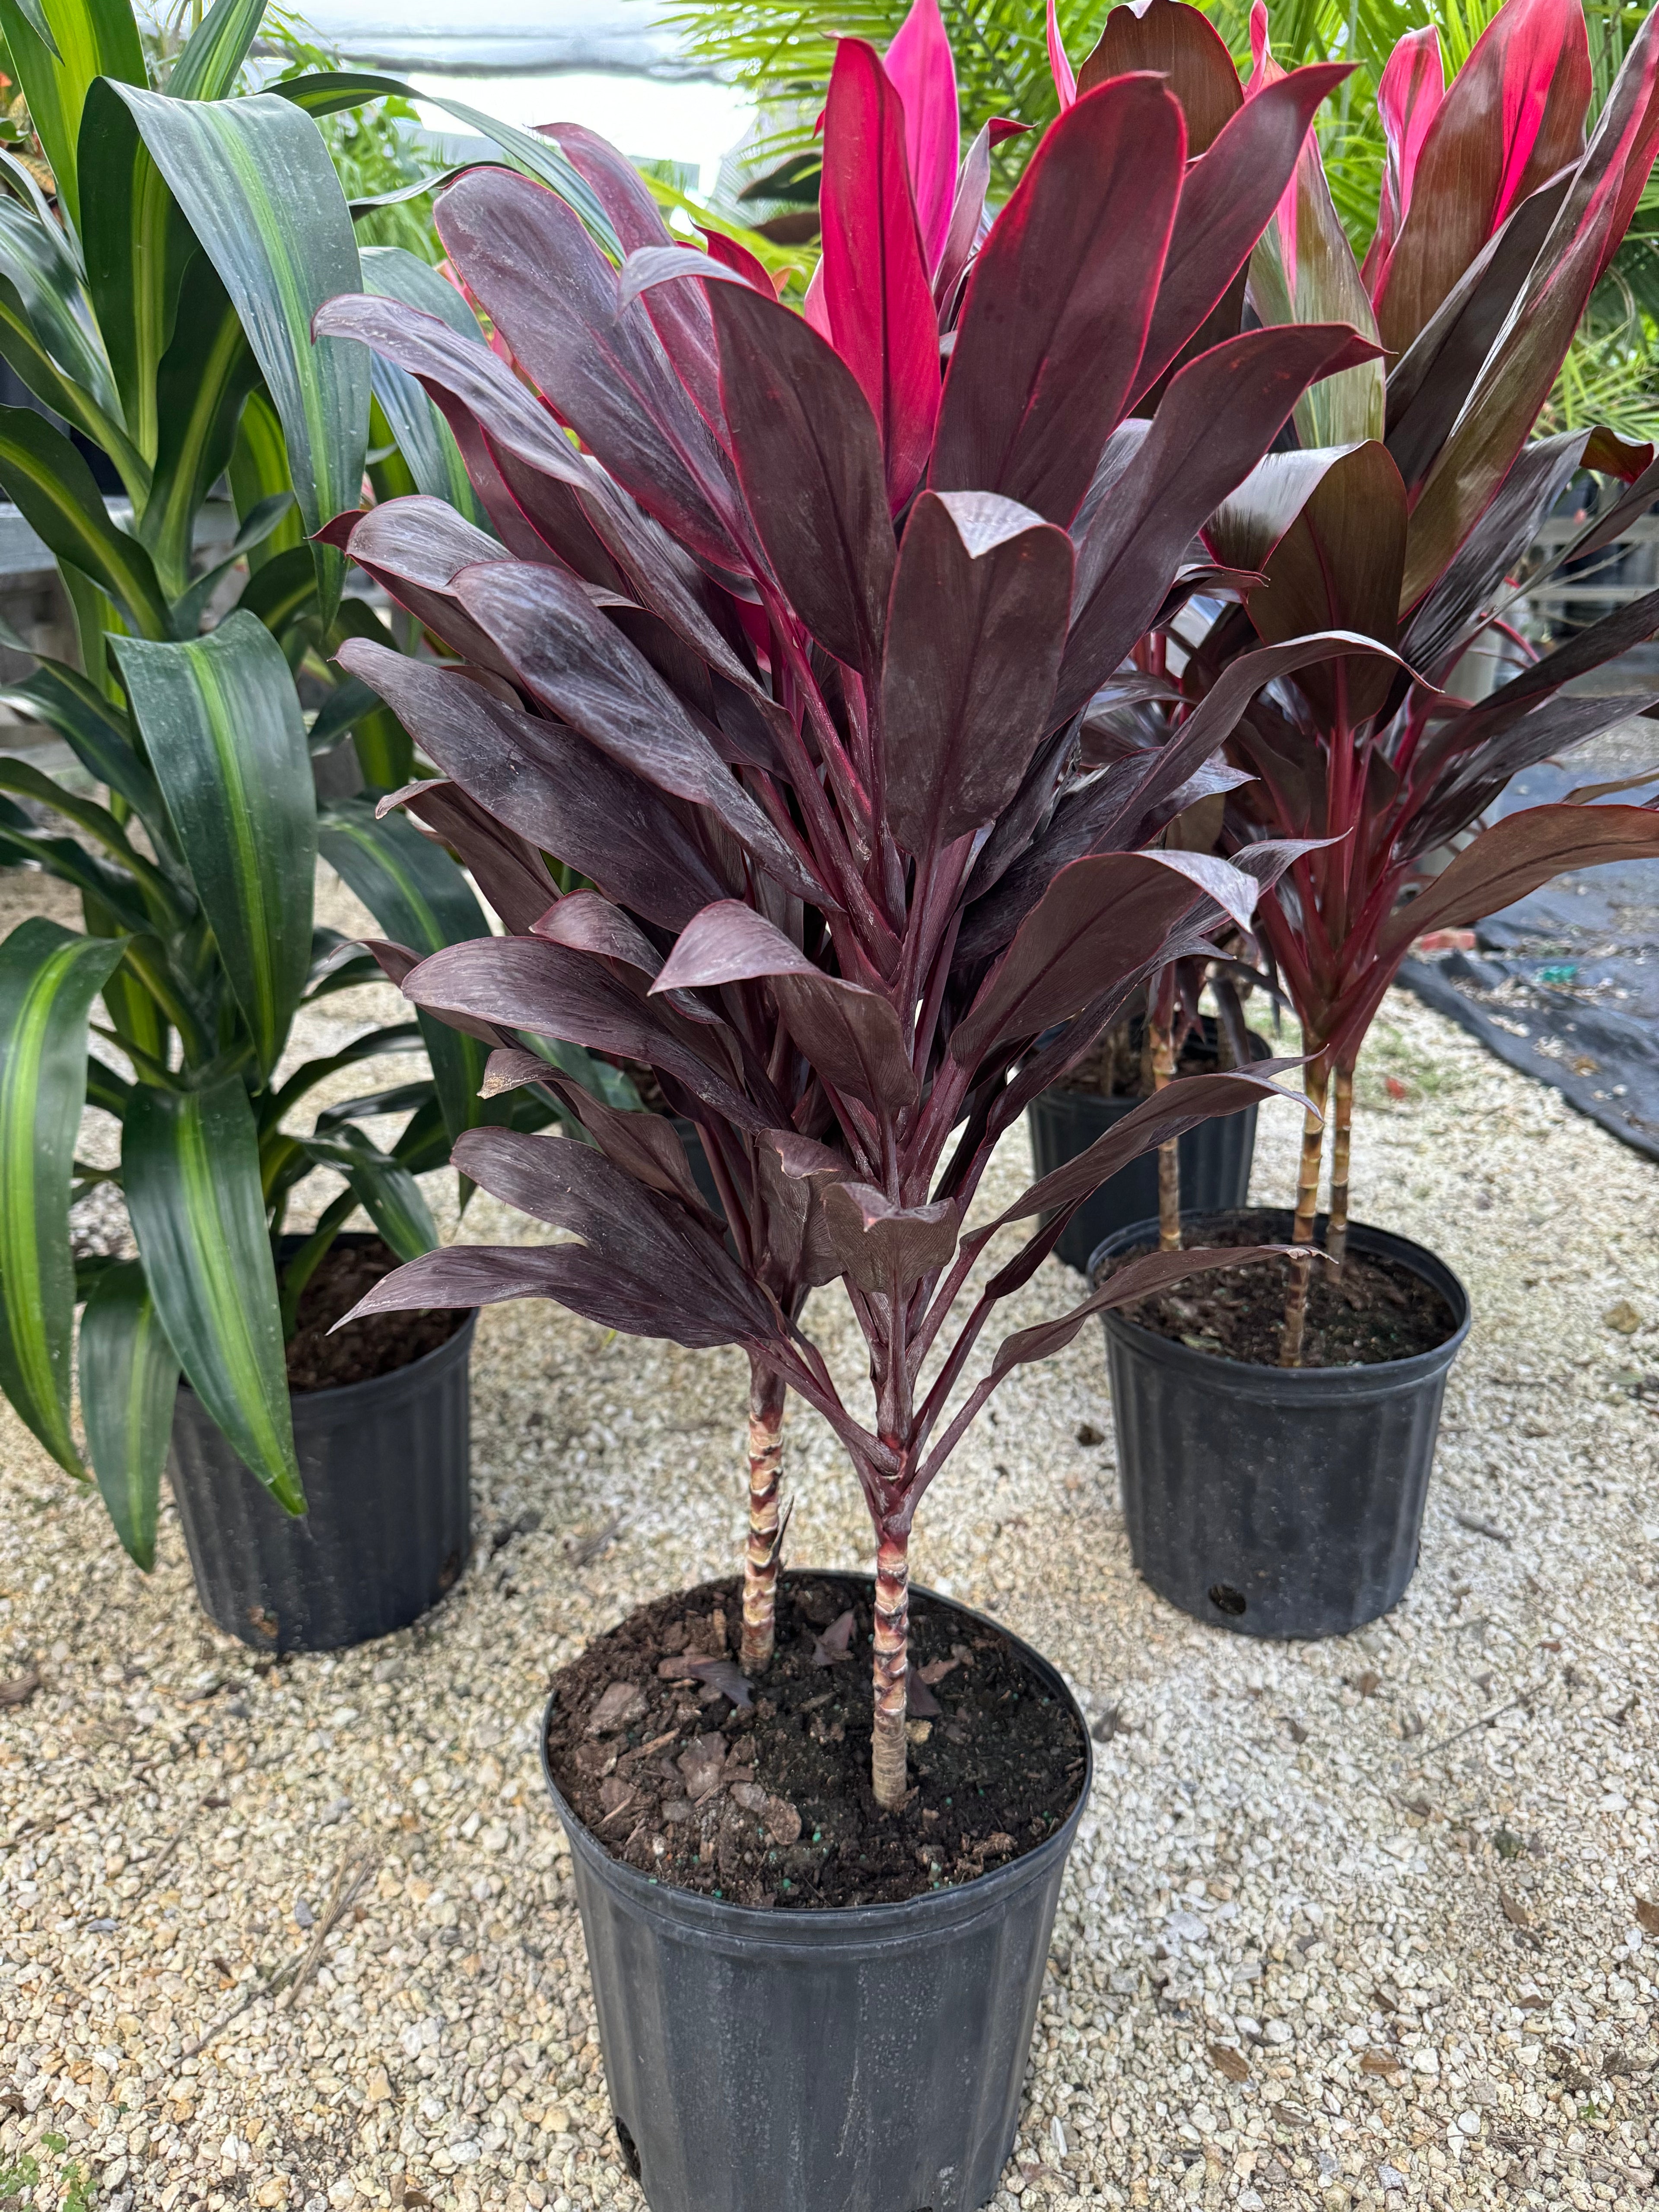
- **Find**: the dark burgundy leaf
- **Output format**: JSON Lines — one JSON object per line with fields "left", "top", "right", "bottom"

{"left": 931, "top": 75, "right": 1187, "bottom": 526}
{"left": 449, "top": 560, "right": 824, "bottom": 902}
{"left": 403, "top": 935, "right": 766, "bottom": 1127}
{"left": 1077, "top": 0, "right": 1241, "bottom": 149}
{"left": 811, "top": 1608, "right": 856, "bottom": 1665}
{"left": 821, "top": 1182, "right": 959, "bottom": 1291}
{"left": 337, "top": 639, "right": 729, "bottom": 930}
{"left": 1055, "top": 324, "right": 1386, "bottom": 721}
{"left": 377, "top": 776, "right": 553, "bottom": 935}
{"left": 880, "top": 490, "right": 1073, "bottom": 857}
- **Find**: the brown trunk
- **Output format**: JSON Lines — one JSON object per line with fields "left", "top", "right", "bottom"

{"left": 871, "top": 1528, "right": 910, "bottom": 1810}
{"left": 1278, "top": 1057, "right": 1330, "bottom": 1369}
{"left": 1150, "top": 1004, "right": 1180, "bottom": 1251}
{"left": 1327, "top": 1061, "right": 1355, "bottom": 1268}
{"left": 740, "top": 1361, "right": 786, "bottom": 1675}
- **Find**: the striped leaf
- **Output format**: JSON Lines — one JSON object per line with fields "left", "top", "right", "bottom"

{"left": 113, "top": 612, "right": 316, "bottom": 1076}
{"left": 77, "top": 1259, "right": 178, "bottom": 1571}
{"left": 78, "top": 77, "right": 198, "bottom": 470}
{"left": 109, "top": 86, "right": 369, "bottom": 623}
{"left": 0, "top": 271, "right": 146, "bottom": 502}
{"left": 0, "top": 917, "right": 125, "bottom": 1477}
{"left": 360, "top": 247, "right": 491, "bottom": 529}
{"left": 0, "top": 407, "right": 171, "bottom": 639}
{"left": 316, "top": 798, "right": 495, "bottom": 1142}
{"left": 228, "top": 390, "right": 307, "bottom": 576}
{"left": 299, "top": 1127, "right": 439, "bottom": 1262}
{"left": 0, "top": 0, "right": 146, "bottom": 232}
{"left": 141, "top": 251, "right": 261, "bottom": 603}
{"left": 123, "top": 1076, "right": 302, "bottom": 1513}
{"left": 166, "top": 0, "right": 268, "bottom": 101}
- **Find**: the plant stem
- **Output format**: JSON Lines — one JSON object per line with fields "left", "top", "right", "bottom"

{"left": 871, "top": 1525, "right": 910, "bottom": 1810}
{"left": 1149, "top": 986, "right": 1179, "bottom": 1251}
{"left": 740, "top": 1360, "right": 786, "bottom": 1675}
{"left": 1278, "top": 1057, "right": 1330, "bottom": 1369}
{"left": 1328, "top": 1060, "right": 1355, "bottom": 1267}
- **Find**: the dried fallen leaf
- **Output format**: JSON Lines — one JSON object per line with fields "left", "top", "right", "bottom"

{"left": 906, "top": 1672, "right": 941, "bottom": 1718}
{"left": 1517, "top": 1991, "right": 1549, "bottom": 2009}
{"left": 1355, "top": 1671, "right": 1382, "bottom": 1697}
{"left": 1208, "top": 2041, "right": 1250, "bottom": 2082}
{"left": 0, "top": 1669, "right": 41, "bottom": 1709}
{"left": 1500, "top": 1890, "right": 1532, "bottom": 1929}
{"left": 811, "top": 1609, "right": 856, "bottom": 1667}
{"left": 763, "top": 1796, "right": 802, "bottom": 1846}
{"left": 916, "top": 1655, "right": 960, "bottom": 1686}
{"left": 587, "top": 1681, "right": 647, "bottom": 1737}
{"left": 1634, "top": 1897, "right": 1659, "bottom": 1937}
{"left": 1360, "top": 2049, "right": 1402, "bottom": 2077}
{"left": 1280, "top": 1715, "right": 1308, "bottom": 1744}
{"left": 657, "top": 1654, "right": 752, "bottom": 1707}
{"left": 597, "top": 1776, "right": 634, "bottom": 1816}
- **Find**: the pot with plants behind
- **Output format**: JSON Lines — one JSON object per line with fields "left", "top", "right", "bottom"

{"left": 1085, "top": 0, "right": 1659, "bottom": 1640}
{"left": 313, "top": 9, "right": 1400, "bottom": 2199}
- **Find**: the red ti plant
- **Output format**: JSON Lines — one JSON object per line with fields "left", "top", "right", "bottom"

{"left": 1133, "top": 0, "right": 1659, "bottom": 1359}
{"left": 314, "top": 2, "right": 1403, "bottom": 1805}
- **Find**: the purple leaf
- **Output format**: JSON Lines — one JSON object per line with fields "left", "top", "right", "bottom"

{"left": 377, "top": 775, "right": 553, "bottom": 936}
{"left": 931, "top": 76, "right": 1186, "bottom": 526}
{"left": 881, "top": 490, "right": 1073, "bottom": 859}
{"left": 1055, "top": 323, "right": 1387, "bottom": 721}
{"left": 403, "top": 936, "right": 767, "bottom": 1129}
{"left": 1077, "top": 0, "right": 1242, "bottom": 150}
{"left": 653, "top": 901, "right": 919, "bottom": 1114}
{"left": 705, "top": 276, "right": 894, "bottom": 673}
{"left": 821, "top": 1182, "right": 959, "bottom": 1292}
{"left": 448, "top": 559, "right": 824, "bottom": 904}
{"left": 433, "top": 168, "right": 747, "bottom": 573}
{"left": 336, "top": 639, "right": 729, "bottom": 930}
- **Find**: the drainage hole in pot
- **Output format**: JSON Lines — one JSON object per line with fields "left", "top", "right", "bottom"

{"left": 1208, "top": 1583, "right": 1248, "bottom": 1618}
{"left": 613, "top": 2117, "right": 642, "bottom": 2182}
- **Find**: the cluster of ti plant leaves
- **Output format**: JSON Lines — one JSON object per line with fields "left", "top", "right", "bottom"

{"left": 324, "top": 0, "right": 1659, "bottom": 1805}
{"left": 1089, "top": 0, "right": 1659, "bottom": 1356}
{"left": 0, "top": 0, "right": 645, "bottom": 1567}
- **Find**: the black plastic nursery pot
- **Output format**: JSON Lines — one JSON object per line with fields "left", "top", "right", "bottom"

{"left": 1027, "top": 1020, "right": 1266, "bottom": 1273}
{"left": 539, "top": 1579, "right": 1093, "bottom": 2212}
{"left": 1090, "top": 1212, "right": 1471, "bottom": 1641}
{"left": 168, "top": 1238, "right": 476, "bottom": 1655}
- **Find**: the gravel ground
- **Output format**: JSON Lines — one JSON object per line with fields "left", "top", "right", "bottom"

{"left": 1, "top": 861, "right": 1657, "bottom": 2212}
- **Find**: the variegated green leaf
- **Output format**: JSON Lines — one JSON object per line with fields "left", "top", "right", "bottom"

{"left": 114, "top": 613, "right": 315, "bottom": 1075}
{"left": 0, "top": 407, "right": 171, "bottom": 639}
{"left": 109, "top": 86, "right": 368, "bottom": 624}
{"left": 167, "top": 0, "right": 268, "bottom": 101}
{"left": 316, "top": 798, "right": 494, "bottom": 1143}
{"left": 273, "top": 70, "right": 622, "bottom": 257}
{"left": 77, "top": 1258, "right": 178, "bottom": 1570}
{"left": 122, "top": 1075, "right": 301, "bottom": 1513}
{"left": 299, "top": 1126, "right": 438, "bottom": 1263}
{"left": 359, "top": 246, "right": 492, "bottom": 530}
{"left": 0, "top": 917, "right": 125, "bottom": 1477}
{"left": 141, "top": 251, "right": 261, "bottom": 603}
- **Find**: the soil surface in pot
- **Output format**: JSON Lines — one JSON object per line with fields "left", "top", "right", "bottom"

{"left": 285, "top": 1238, "right": 464, "bottom": 1392}
{"left": 543, "top": 1571, "right": 1087, "bottom": 1909}
{"left": 1098, "top": 1210, "right": 1457, "bottom": 1367}
{"left": 1060, "top": 1016, "right": 1237, "bottom": 1099}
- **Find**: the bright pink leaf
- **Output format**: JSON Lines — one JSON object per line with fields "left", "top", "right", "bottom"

{"left": 883, "top": 0, "right": 960, "bottom": 273}
{"left": 1047, "top": 0, "right": 1076, "bottom": 111}
{"left": 1364, "top": 27, "right": 1444, "bottom": 290}
{"left": 819, "top": 37, "right": 941, "bottom": 512}
{"left": 695, "top": 225, "right": 777, "bottom": 296}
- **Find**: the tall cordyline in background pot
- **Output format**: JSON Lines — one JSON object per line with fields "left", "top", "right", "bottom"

{"left": 304, "top": 4, "right": 1408, "bottom": 2202}
{"left": 1085, "top": 0, "right": 1659, "bottom": 1647}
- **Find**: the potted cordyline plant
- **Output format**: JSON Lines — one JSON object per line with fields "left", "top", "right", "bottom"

{"left": 1084, "top": 0, "right": 1659, "bottom": 1643}
{"left": 0, "top": 0, "right": 636, "bottom": 1647}
{"left": 311, "top": 4, "right": 1406, "bottom": 2202}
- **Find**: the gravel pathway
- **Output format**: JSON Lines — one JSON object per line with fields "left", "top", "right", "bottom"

{"left": 1, "top": 877, "right": 1656, "bottom": 2212}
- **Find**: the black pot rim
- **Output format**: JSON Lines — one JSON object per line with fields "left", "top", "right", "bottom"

{"left": 539, "top": 1571, "right": 1094, "bottom": 1940}
{"left": 1087, "top": 1210, "right": 1471, "bottom": 1390}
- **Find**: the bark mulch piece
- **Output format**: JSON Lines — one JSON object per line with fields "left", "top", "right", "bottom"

{"left": 543, "top": 1571, "right": 1088, "bottom": 1909}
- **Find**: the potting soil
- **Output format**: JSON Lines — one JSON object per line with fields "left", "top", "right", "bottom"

{"left": 543, "top": 1571, "right": 1087, "bottom": 1908}
{"left": 284, "top": 1236, "right": 466, "bottom": 1391}
{"left": 1100, "top": 1210, "right": 1458, "bottom": 1367}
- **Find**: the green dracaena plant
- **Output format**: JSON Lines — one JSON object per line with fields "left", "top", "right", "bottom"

{"left": 0, "top": 0, "right": 636, "bottom": 1563}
